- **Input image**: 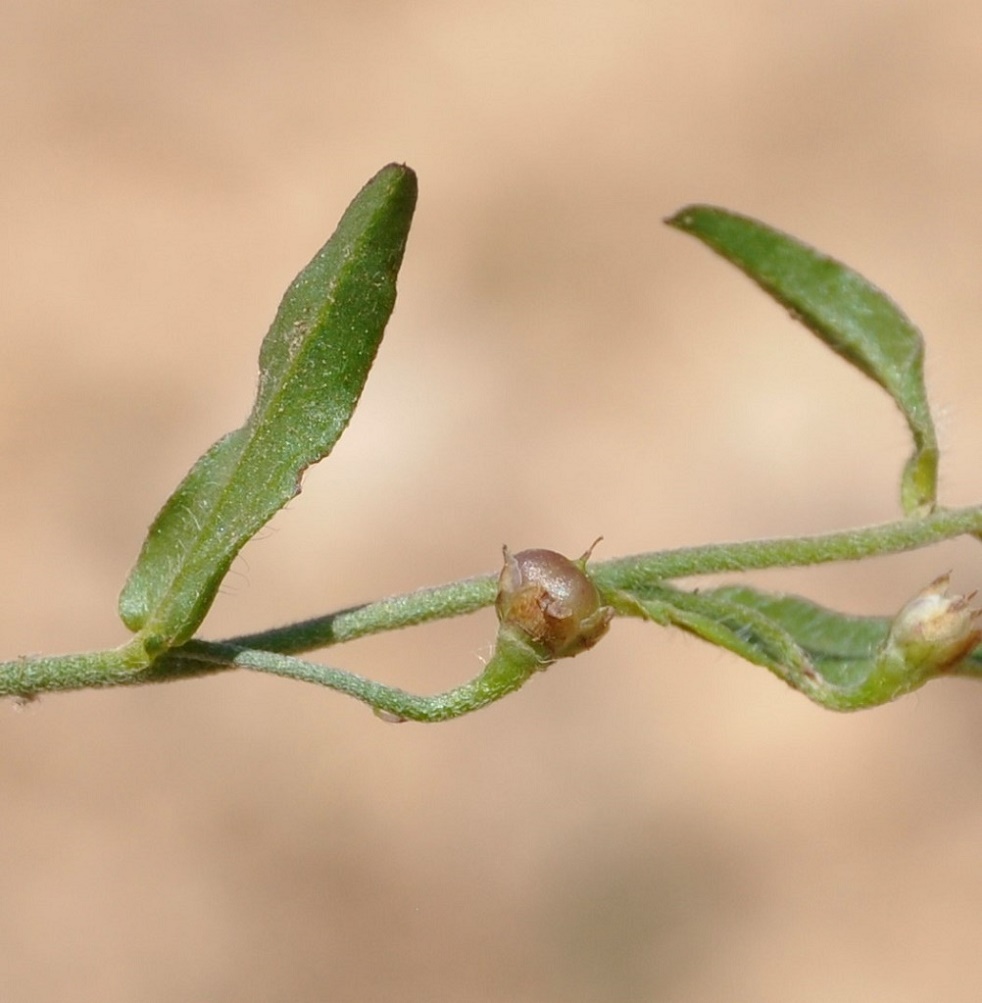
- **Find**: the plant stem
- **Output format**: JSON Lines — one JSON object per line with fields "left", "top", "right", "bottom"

{"left": 225, "top": 573, "right": 498, "bottom": 654}
{"left": 1, "top": 504, "right": 981, "bottom": 703}
{"left": 171, "top": 629, "right": 546, "bottom": 722}
{"left": 217, "top": 504, "right": 982, "bottom": 657}
{"left": 590, "top": 504, "right": 982, "bottom": 589}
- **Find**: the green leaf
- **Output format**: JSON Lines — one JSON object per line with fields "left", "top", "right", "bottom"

{"left": 708, "top": 583, "right": 982, "bottom": 706}
{"left": 119, "top": 163, "right": 418, "bottom": 657}
{"left": 617, "top": 581, "right": 834, "bottom": 705}
{"left": 704, "top": 584, "right": 889, "bottom": 694}
{"left": 666, "top": 205, "right": 939, "bottom": 516}
{"left": 626, "top": 580, "right": 982, "bottom": 709}
{"left": 616, "top": 579, "right": 935, "bottom": 709}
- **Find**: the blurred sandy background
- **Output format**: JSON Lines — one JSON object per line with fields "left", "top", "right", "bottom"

{"left": 3, "top": 2, "right": 982, "bottom": 1000}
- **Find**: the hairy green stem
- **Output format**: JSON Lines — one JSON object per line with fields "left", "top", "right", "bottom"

{"left": 173, "top": 628, "right": 546, "bottom": 722}
{"left": 226, "top": 573, "right": 498, "bottom": 654}
{"left": 218, "top": 504, "right": 982, "bottom": 657}
{"left": 591, "top": 504, "right": 982, "bottom": 588}
{"left": 1, "top": 505, "right": 981, "bottom": 704}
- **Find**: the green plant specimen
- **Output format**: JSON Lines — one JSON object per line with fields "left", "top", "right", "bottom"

{"left": 3, "top": 163, "right": 981, "bottom": 717}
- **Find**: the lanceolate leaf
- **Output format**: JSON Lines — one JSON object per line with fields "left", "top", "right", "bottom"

{"left": 119, "top": 164, "right": 418, "bottom": 657}
{"left": 705, "top": 583, "right": 889, "bottom": 692}
{"left": 619, "top": 579, "right": 920, "bottom": 708}
{"left": 666, "top": 205, "right": 939, "bottom": 516}
{"left": 618, "top": 581, "right": 838, "bottom": 706}
{"left": 621, "top": 582, "right": 807, "bottom": 674}
{"left": 706, "top": 582, "right": 982, "bottom": 706}
{"left": 617, "top": 576, "right": 982, "bottom": 709}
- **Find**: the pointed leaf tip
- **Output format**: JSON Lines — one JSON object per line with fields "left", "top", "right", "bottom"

{"left": 667, "top": 204, "right": 938, "bottom": 516}
{"left": 119, "top": 164, "right": 418, "bottom": 653}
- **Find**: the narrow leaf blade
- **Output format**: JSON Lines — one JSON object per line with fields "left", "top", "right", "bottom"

{"left": 692, "top": 582, "right": 981, "bottom": 707}
{"left": 120, "top": 163, "right": 418, "bottom": 654}
{"left": 619, "top": 580, "right": 890, "bottom": 708}
{"left": 666, "top": 205, "right": 939, "bottom": 515}
{"left": 706, "top": 583, "right": 889, "bottom": 692}
{"left": 623, "top": 581, "right": 823, "bottom": 695}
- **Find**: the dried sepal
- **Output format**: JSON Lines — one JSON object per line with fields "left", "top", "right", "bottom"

{"left": 882, "top": 573, "right": 982, "bottom": 674}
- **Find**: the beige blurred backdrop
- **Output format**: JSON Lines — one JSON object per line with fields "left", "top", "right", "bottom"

{"left": 3, "top": 2, "right": 982, "bottom": 1000}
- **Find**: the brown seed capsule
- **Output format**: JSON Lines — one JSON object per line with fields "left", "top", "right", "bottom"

{"left": 495, "top": 544, "right": 613, "bottom": 659}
